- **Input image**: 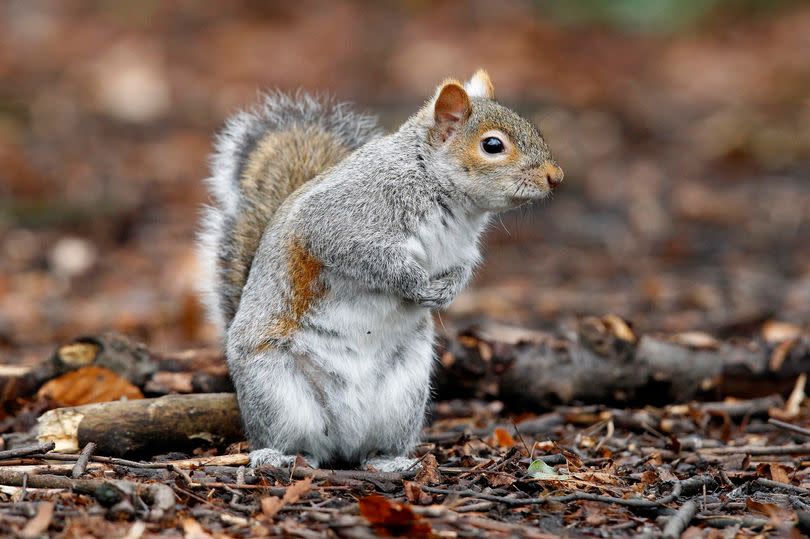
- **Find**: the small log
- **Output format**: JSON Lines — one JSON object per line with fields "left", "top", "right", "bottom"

{"left": 37, "top": 393, "right": 243, "bottom": 457}
{"left": 436, "top": 323, "right": 809, "bottom": 409}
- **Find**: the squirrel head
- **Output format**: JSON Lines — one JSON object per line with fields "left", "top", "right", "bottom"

{"left": 421, "top": 69, "right": 563, "bottom": 212}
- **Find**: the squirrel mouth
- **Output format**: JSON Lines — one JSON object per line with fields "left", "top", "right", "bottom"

{"left": 510, "top": 178, "right": 550, "bottom": 203}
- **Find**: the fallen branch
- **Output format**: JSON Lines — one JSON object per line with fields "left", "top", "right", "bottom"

{"left": 37, "top": 393, "right": 242, "bottom": 456}
{"left": 437, "top": 324, "right": 809, "bottom": 408}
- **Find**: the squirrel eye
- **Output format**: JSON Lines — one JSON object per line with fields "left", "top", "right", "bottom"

{"left": 481, "top": 137, "right": 505, "bottom": 154}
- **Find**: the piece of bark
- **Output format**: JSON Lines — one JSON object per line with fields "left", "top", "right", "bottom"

{"left": 37, "top": 393, "right": 243, "bottom": 457}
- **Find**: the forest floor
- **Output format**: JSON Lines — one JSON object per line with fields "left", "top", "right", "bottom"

{"left": 1, "top": 2, "right": 810, "bottom": 537}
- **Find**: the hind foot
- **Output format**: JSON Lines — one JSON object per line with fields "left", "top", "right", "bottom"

{"left": 365, "top": 456, "right": 419, "bottom": 472}
{"left": 249, "top": 449, "right": 319, "bottom": 469}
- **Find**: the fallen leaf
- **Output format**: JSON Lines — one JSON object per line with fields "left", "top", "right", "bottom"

{"left": 261, "top": 477, "right": 313, "bottom": 519}
{"left": 769, "top": 463, "right": 791, "bottom": 484}
{"left": 359, "top": 495, "right": 433, "bottom": 538}
{"left": 493, "top": 427, "right": 515, "bottom": 448}
{"left": 37, "top": 366, "right": 143, "bottom": 406}
{"left": 403, "top": 481, "right": 433, "bottom": 504}
{"left": 527, "top": 459, "right": 561, "bottom": 479}
{"left": 20, "top": 501, "right": 54, "bottom": 539}
{"left": 182, "top": 518, "right": 213, "bottom": 539}
{"left": 414, "top": 453, "right": 442, "bottom": 485}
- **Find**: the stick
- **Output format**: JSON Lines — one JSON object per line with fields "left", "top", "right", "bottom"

{"left": 698, "top": 443, "right": 810, "bottom": 456}
{"left": 755, "top": 477, "right": 810, "bottom": 495}
{"left": 662, "top": 500, "right": 697, "bottom": 539}
{"left": 0, "top": 442, "right": 55, "bottom": 461}
{"left": 768, "top": 418, "right": 810, "bottom": 439}
{"left": 71, "top": 442, "right": 96, "bottom": 479}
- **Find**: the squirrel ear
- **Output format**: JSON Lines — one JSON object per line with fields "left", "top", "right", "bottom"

{"left": 432, "top": 81, "right": 471, "bottom": 142}
{"left": 464, "top": 69, "right": 495, "bottom": 99}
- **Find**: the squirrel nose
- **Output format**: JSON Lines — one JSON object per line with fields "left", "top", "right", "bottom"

{"left": 538, "top": 161, "right": 564, "bottom": 189}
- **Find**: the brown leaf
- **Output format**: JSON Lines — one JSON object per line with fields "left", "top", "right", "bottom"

{"left": 20, "top": 501, "right": 54, "bottom": 539}
{"left": 414, "top": 453, "right": 442, "bottom": 485}
{"left": 403, "top": 481, "right": 433, "bottom": 505}
{"left": 36, "top": 366, "right": 143, "bottom": 406}
{"left": 493, "top": 427, "right": 515, "bottom": 448}
{"left": 769, "top": 463, "right": 791, "bottom": 484}
{"left": 485, "top": 472, "right": 516, "bottom": 488}
{"left": 358, "top": 495, "right": 433, "bottom": 538}
{"left": 261, "top": 477, "right": 313, "bottom": 519}
{"left": 182, "top": 518, "right": 213, "bottom": 539}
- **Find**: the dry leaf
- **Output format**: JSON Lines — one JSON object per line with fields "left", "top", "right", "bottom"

{"left": 182, "top": 518, "right": 213, "bottom": 539}
{"left": 20, "top": 501, "right": 54, "bottom": 539}
{"left": 493, "top": 427, "right": 515, "bottom": 448}
{"left": 403, "top": 481, "right": 433, "bottom": 505}
{"left": 768, "top": 463, "right": 791, "bottom": 484}
{"left": 414, "top": 453, "right": 442, "bottom": 485}
{"left": 358, "top": 495, "right": 433, "bottom": 538}
{"left": 37, "top": 366, "right": 143, "bottom": 406}
{"left": 261, "top": 497, "right": 285, "bottom": 519}
{"left": 261, "top": 477, "right": 313, "bottom": 519}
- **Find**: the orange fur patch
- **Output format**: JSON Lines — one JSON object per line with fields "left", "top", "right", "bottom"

{"left": 457, "top": 128, "right": 517, "bottom": 171}
{"left": 260, "top": 238, "right": 326, "bottom": 347}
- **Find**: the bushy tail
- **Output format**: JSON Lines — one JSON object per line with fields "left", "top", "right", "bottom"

{"left": 199, "top": 92, "right": 382, "bottom": 332}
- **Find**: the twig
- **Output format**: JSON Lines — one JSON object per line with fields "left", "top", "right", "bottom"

{"left": 755, "top": 477, "right": 810, "bottom": 496}
{"left": 454, "top": 501, "right": 496, "bottom": 513}
{"left": 698, "top": 443, "right": 810, "bottom": 456}
{"left": 768, "top": 418, "right": 810, "bottom": 439}
{"left": 662, "top": 500, "right": 697, "bottom": 539}
{"left": 422, "top": 476, "right": 712, "bottom": 508}
{"left": 0, "top": 442, "right": 55, "bottom": 461}
{"left": 698, "top": 515, "right": 769, "bottom": 529}
{"left": 71, "top": 442, "right": 96, "bottom": 479}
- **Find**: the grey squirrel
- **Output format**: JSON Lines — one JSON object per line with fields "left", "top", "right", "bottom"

{"left": 199, "top": 70, "right": 562, "bottom": 470}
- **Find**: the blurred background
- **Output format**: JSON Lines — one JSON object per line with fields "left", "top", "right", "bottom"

{"left": 1, "top": 0, "right": 809, "bottom": 366}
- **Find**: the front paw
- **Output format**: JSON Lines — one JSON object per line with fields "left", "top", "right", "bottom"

{"left": 414, "top": 276, "right": 457, "bottom": 310}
